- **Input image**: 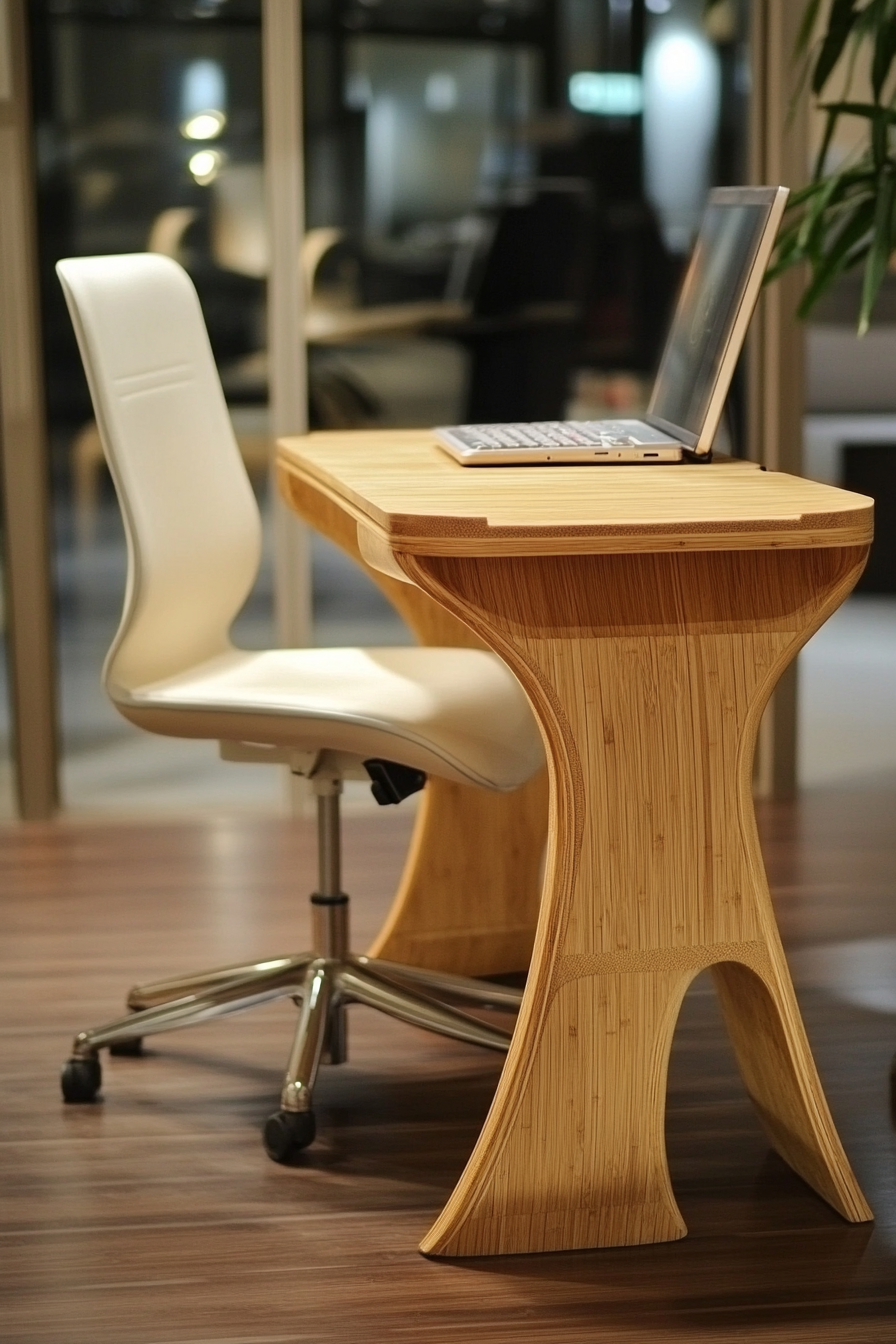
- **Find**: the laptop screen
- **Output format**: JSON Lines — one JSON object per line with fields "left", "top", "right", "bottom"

{"left": 647, "top": 194, "right": 774, "bottom": 441}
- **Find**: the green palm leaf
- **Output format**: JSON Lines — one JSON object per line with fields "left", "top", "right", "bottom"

{"left": 859, "top": 169, "right": 896, "bottom": 332}
{"left": 705, "top": 0, "right": 896, "bottom": 333}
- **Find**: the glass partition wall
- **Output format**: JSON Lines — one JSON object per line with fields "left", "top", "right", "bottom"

{"left": 299, "top": 0, "right": 749, "bottom": 437}
{"left": 31, "top": 0, "right": 283, "bottom": 813}
{"left": 30, "top": 0, "right": 749, "bottom": 816}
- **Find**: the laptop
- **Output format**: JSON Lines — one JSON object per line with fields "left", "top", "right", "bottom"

{"left": 434, "top": 185, "right": 789, "bottom": 466}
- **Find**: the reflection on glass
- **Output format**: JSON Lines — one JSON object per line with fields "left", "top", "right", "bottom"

{"left": 26, "top": 0, "right": 750, "bottom": 817}
{"left": 649, "top": 201, "right": 768, "bottom": 436}
{"left": 643, "top": 14, "right": 722, "bottom": 252}
{"left": 345, "top": 37, "right": 537, "bottom": 236}
{"left": 32, "top": 3, "right": 276, "bottom": 816}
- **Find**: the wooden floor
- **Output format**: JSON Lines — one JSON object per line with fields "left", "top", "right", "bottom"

{"left": 2, "top": 780, "right": 896, "bottom": 1343}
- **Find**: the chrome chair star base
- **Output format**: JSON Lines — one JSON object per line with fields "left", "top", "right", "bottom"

{"left": 62, "top": 765, "right": 522, "bottom": 1163}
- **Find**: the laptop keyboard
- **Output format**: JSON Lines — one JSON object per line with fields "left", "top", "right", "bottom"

{"left": 446, "top": 421, "right": 639, "bottom": 450}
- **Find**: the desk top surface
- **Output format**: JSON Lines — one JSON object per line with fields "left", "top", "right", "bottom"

{"left": 277, "top": 429, "right": 874, "bottom": 556}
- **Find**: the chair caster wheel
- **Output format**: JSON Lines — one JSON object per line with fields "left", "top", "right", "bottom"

{"left": 263, "top": 1108, "right": 316, "bottom": 1162}
{"left": 61, "top": 1055, "right": 102, "bottom": 1103}
{"left": 109, "top": 1037, "right": 144, "bottom": 1057}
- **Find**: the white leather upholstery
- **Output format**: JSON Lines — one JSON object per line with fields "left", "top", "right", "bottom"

{"left": 117, "top": 646, "right": 541, "bottom": 791}
{"left": 57, "top": 253, "right": 261, "bottom": 694}
{"left": 56, "top": 253, "right": 543, "bottom": 793}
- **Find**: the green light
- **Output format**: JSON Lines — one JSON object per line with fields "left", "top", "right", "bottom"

{"left": 569, "top": 72, "right": 643, "bottom": 117}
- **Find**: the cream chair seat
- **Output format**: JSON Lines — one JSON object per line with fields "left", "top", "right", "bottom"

{"left": 113, "top": 646, "right": 539, "bottom": 792}
{"left": 55, "top": 252, "right": 543, "bottom": 1163}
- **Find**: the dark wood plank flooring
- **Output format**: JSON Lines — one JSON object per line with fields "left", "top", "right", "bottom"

{"left": 2, "top": 780, "right": 896, "bottom": 1343}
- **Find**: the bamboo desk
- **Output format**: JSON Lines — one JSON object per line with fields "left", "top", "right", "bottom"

{"left": 277, "top": 429, "right": 875, "bottom": 1258}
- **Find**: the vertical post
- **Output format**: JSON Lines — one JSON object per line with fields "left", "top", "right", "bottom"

{"left": 0, "top": 0, "right": 59, "bottom": 819}
{"left": 262, "top": 0, "right": 311, "bottom": 650}
{"left": 748, "top": 0, "right": 808, "bottom": 800}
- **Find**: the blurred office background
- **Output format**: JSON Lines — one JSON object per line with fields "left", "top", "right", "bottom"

{"left": 0, "top": 0, "right": 893, "bottom": 818}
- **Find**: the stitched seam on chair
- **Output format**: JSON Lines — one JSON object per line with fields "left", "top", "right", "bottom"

{"left": 114, "top": 363, "right": 194, "bottom": 398}
{"left": 118, "top": 379, "right": 194, "bottom": 403}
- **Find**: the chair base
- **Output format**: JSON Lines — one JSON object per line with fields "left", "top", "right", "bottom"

{"left": 61, "top": 948, "right": 520, "bottom": 1159}
{"left": 60, "top": 781, "right": 522, "bottom": 1160}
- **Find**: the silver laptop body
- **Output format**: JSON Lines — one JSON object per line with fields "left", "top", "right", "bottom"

{"left": 435, "top": 185, "right": 789, "bottom": 466}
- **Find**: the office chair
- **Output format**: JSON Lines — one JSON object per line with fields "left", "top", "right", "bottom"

{"left": 55, "top": 253, "right": 543, "bottom": 1162}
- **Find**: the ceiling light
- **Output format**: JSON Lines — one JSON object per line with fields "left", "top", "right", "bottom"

{"left": 181, "top": 109, "right": 226, "bottom": 140}
{"left": 188, "top": 148, "right": 222, "bottom": 185}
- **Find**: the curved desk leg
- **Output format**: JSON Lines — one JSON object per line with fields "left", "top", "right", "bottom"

{"left": 710, "top": 958, "right": 868, "bottom": 1214}
{"left": 278, "top": 475, "right": 548, "bottom": 976}
{"left": 400, "top": 544, "right": 873, "bottom": 1256}
{"left": 367, "top": 772, "right": 548, "bottom": 975}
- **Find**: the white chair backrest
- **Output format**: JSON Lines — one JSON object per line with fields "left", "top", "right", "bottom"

{"left": 56, "top": 253, "right": 262, "bottom": 697}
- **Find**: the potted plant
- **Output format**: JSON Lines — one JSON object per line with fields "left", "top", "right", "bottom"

{"left": 706, "top": 0, "right": 896, "bottom": 333}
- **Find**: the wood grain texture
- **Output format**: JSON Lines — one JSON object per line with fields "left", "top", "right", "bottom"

{"left": 286, "top": 479, "right": 548, "bottom": 976}
{"left": 405, "top": 543, "right": 873, "bottom": 1255}
{"left": 277, "top": 430, "right": 875, "bottom": 1257}
{"left": 277, "top": 430, "right": 874, "bottom": 556}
